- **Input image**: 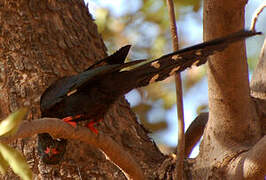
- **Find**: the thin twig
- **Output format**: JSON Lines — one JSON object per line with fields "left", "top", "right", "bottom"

{"left": 77, "top": 165, "right": 83, "bottom": 180}
{"left": 166, "top": 0, "right": 185, "bottom": 179}
{"left": 250, "top": 2, "right": 266, "bottom": 31}
{"left": 0, "top": 118, "right": 145, "bottom": 180}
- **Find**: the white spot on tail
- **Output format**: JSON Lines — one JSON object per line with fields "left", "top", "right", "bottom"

{"left": 195, "top": 50, "right": 202, "bottom": 56}
{"left": 67, "top": 89, "right": 77, "bottom": 96}
{"left": 149, "top": 74, "right": 159, "bottom": 84}
{"left": 192, "top": 60, "right": 200, "bottom": 67}
{"left": 169, "top": 66, "right": 181, "bottom": 76}
{"left": 172, "top": 55, "right": 182, "bottom": 61}
{"left": 151, "top": 61, "right": 160, "bottom": 69}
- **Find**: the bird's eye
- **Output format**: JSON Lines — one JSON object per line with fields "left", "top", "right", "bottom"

{"left": 56, "top": 138, "right": 62, "bottom": 141}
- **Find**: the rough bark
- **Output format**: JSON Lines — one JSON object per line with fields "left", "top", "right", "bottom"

{"left": 1, "top": 0, "right": 265, "bottom": 179}
{"left": 0, "top": 0, "right": 164, "bottom": 179}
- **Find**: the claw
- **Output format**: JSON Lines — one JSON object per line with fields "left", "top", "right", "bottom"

{"left": 62, "top": 116, "right": 77, "bottom": 127}
{"left": 62, "top": 116, "right": 73, "bottom": 122}
{"left": 87, "top": 119, "right": 103, "bottom": 134}
{"left": 66, "top": 121, "right": 77, "bottom": 127}
{"left": 62, "top": 114, "right": 84, "bottom": 127}
{"left": 87, "top": 121, "right": 98, "bottom": 134}
{"left": 62, "top": 115, "right": 102, "bottom": 134}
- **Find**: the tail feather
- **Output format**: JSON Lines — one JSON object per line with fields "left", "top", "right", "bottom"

{"left": 127, "top": 30, "right": 261, "bottom": 87}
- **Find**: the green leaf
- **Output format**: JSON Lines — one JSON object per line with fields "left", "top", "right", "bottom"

{"left": 0, "top": 142, "right": 32, "bottom": 180}
{"left": 0, "top": 152, "right": 9, "bottom": 175}
{"left": 0, "top": 108, "right": 28, "bottom": 137}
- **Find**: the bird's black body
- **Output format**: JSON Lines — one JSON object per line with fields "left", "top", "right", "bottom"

{"left": 37, "top": 30, "right": 260, "bottom": 164}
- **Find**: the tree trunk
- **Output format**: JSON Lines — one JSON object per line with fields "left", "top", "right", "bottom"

{"left": 186, "top": 0, "right": 265, "bottom": 179}
{"left": 0, "top": 0, "right": 164, "bottom": 179}
{"left": 0, "top": 0, "right": 265, "bottom": 179}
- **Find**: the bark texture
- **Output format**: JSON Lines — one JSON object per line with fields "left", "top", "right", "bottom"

{"left": 0, "top": 0, "right": 164, "bottom": 179}
{"left": 1, "top": 0, "right": 265, "bottom": 179}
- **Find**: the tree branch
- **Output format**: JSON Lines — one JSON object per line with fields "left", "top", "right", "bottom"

{"left": 0, "top": 118, "right": 145, "bottom": 180}
{"left": 250, "top": 2, "right": 266, "bottom": 31}
{"left": 204, "top": 0, "right": 260, "bottom": 145}
{"left": 166, "top": 0, "right": 185, "bottom": 179}
{"left": 185, "top": 113, "right": 208, "bottom": 157}
{"left": 251, "top": 37, "right": 266, "bottom": 100}
{"left": 243, "top": 135, "right": 266, "bottom": 179}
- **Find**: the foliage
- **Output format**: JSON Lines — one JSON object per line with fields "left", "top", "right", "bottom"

{"left": 0, "top": 108, "right": 32, "bottom": 180}
{"left": 0, "top": 108, "right": 27, "bottom": 137}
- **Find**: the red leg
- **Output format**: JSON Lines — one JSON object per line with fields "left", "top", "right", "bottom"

{"left": 87, "top": 121, "right": 98, "bottom": 134}
{"left": 62, "top": 116, "right": 77, "bottom": 127}
{"left": 62, "top": 114, "right": 84, "bottom": 127}
{"left": 87, "top": 118, "right": 103, "bottom": 134}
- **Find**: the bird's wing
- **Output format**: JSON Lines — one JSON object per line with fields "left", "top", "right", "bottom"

{"left": 86, "top": 45, "right": 131, "bottom": 70}
{"left": 40, "top": 64, "right": 120, "bottom": 111}
{"left": 40, "top": 61, "right": 143, "bottom": 111}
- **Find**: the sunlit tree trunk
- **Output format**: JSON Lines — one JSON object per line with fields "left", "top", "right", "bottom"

{"left": 186, "top": 0, "right": 265, "bottom": 179}
{"left": 0, "top": 0, "right": 164, "bottom": 179}
{"left": 0, "top": 0, "right": 265, "bottom": 179}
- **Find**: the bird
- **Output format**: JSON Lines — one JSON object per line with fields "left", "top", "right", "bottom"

{"left": 37, "top": 30, "right": 260, "bottom": 164}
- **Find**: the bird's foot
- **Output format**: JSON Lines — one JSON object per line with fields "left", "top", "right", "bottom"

{"left": 87, "top": 119, "right": 103, "bottom": 134}
{"left": 62, "top": 114, "right": 83, "bottom": 127}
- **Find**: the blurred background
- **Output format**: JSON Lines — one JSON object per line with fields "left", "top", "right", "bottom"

{"left": 85, "top": 0, "right": 265, "bottom": 157}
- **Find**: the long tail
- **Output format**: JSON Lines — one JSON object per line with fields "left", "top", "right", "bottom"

{"left": 123, "top": 30, "right": 261, "bottom": 88}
